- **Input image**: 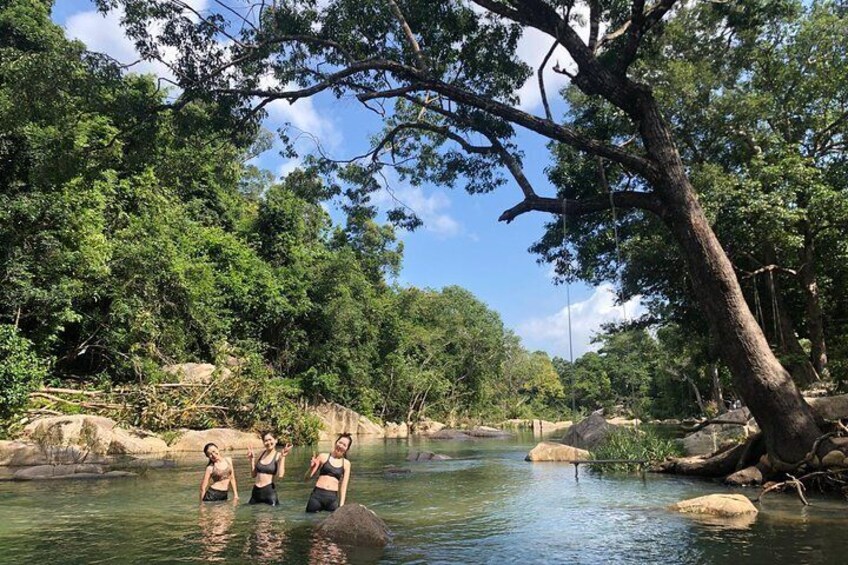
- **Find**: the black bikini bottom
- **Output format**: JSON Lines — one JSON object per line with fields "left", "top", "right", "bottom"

{"left": 203, "top": 487, "right": 229, "bottom": 502}
{"left": 249, "top": 483, "right": 279, "bottom": 506}
{"left": 306, "top": 487, "right": 338, "bottom": 513}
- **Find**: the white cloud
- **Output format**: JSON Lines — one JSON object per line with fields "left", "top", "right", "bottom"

{"left": 258, "top": 76, "right": 342, "bottom": 152}
{"left": 372, "top": 183, "right": 462, "bottom": 239}
{"left": 513, "top": 4, "right": 600, "bottom": 113}
{"left": 516, "top": 283, "right": 646, "bottom": 359}
{"left": 65, "top": 1, "right": 210, "bottom": 87}
{"left": 278, "top": 158, "right": 303, "bottom": 179}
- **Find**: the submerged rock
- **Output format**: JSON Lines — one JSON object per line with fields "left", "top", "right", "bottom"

{"left": 465, "top": 427, "right": 512, "bottom": 439}
{"left": 12, "top": 464, "right": 137, "bottom": 480}
{"left": 670, "top": 494, "right": 758, "bottom": 517}
{"left": 406, "top": 451, "right": 452, "bottom": 462}
{"left": 315, "top": 503, "right": 391, "bottom": 547}
{"left": 525, "top": 442, "right": 590, "bottom": 462}
{"left": 429, "top": 429, "right": 472, "bottom": 440}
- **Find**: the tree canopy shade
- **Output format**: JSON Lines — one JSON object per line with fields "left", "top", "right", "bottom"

{"left": 90, "top": 0, "right": 848, "bottom": 467}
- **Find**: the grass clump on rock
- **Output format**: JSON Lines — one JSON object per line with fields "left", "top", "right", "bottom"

{"left": 591, "top": 427, "right": 683, "bottom": 473}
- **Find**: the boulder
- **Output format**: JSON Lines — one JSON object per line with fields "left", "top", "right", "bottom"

{"left": 383, "top": 466, "right": 412, "bottom": 477}
{"left": 168, "top": 428, "right": 264, "bottom": 452}
{"left": 23, "top": 415, "right": 168, "bottom": 456}
{"left": 561, "top": 413, "right": 613, "bottom": 450}
{"left": 525, "top": 442, "right": 591, "bottom": 462}
{"left": 606, "top": 417, "right": 642, "bottom": 427}
{"left": 161, "top": 362, "right": 229, "bottom": 384}
{"left": 723, "top": 466, "right": 763, "bottom": 486}
{"left": 413, "top": 418, "right": 446, "bottom": 435}
{"left": 315, "top": 503, "right": 391, "bottom": 547}
{"left": 429, "top": 429, "right": 472, "bottom": 440}
{"left": 821, "top": 450, "right": 848, "bottom": 468}
{"left": 807, "top": 394, "right": 848, "bottom": 421}
{"left": 308, "top": 403, "right": 385, "bottom": 440}
{"left": 670, "top": 494, "right": 758, "bottom": 517}
{"left": 406, "top": 451, "right": 452, "bottom": 462}
{"left": 681, "top": 408, "right": 758, "bottom": 456}
{"left": 13, "top": 464, "right": 104, "bottom": 480}
{"left": 465, "top": 427, "right": 512, "bottom": 439}
{"left": 383, "top": 422, "right": 409, "bottom": 439}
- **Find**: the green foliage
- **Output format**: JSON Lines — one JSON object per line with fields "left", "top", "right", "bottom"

{"left": 0, "top": 324, "right": 47, "bottom": 426}
{"left": 591, "top": 427, "right": 684, "bottom": 473}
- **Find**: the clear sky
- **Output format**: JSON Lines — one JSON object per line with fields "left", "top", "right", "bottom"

{"left": 52, "top": 0, "right": 645, "bottom": 359}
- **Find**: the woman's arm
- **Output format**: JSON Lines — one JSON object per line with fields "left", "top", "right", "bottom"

{"left": 200, "top": 466, "right": 212, "bottom": 502}
{"left": 248, "top": 447, "right": 257, "bottom": 478}
{"left": 338, "top": 461, "right": 351, "bottom": 507}
{"left": 305, "top": 453, "right": 325, "bottom": 480}
{"left": 276, "top": 452, "right": 286, "bottom": 480}
{"left": 227, "top": 458, "right": 239, "bottom": 500}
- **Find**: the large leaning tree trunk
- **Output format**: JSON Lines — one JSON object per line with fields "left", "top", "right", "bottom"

{"left": 102, "top": 0, "right": 829, "bottom": 466}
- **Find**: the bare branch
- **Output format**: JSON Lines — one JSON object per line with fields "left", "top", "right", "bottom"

{"left": 538, "top": 39, "right": 558, "bottom": 121}
{"left": 499, "top": 191, "right": 664, "bottom": 223}
{"left": 386, "top": 0, "right": 429, "bottom": 71}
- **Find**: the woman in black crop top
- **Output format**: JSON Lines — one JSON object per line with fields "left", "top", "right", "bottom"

{"left": 246, "top": 431, "right": 292, "bottom": 506}
{"left": 200, "top": 443, "right": 239, "bottom": 503}
{"left": 304, "top": 433, "right": 352, "bottom": 512}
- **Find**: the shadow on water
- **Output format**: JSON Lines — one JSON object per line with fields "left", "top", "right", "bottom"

{"left": 1, "top": 435, "right": 847, "bottom": 564}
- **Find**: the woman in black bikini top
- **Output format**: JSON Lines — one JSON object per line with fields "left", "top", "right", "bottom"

{"left": 305, "top": 433, "right": 352, "bottom": 513}
{"left": 247, "top": 431, "right": 292, "bottom": 506}
{"left": 200, "top": 443, "right": 239, "bottom": 503}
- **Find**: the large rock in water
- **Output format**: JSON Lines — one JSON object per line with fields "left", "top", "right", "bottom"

{"left": 406, "top": 451, "right": 452, "bottom": 462}
{"left": 169, "top": 428, "right": 264, "bottom": 452}
{"left": 561, "top": 412, "right": 613, "bottom": 450}
{"left": 525, "top": 442, "right": 590, "bottom": 462}
{"left": 724, "top": 466, "right": 763, "bottom": 486}
{"left": 308, "top": 402, "right": 385, "bottom": 440}
{"left": 315, "top": 504, "right": 391, "bottom": 547}
{"left": 669, "top": 494, "right": 758, "bottom": 517}
{"left": 383, "top": 422, "right": 409, "bottom": 439}
{"left": 681, "top": 408, "right": 758, "bottom": 456}
{"left": 23, "top": 415, "right": 168, "bottom": 456}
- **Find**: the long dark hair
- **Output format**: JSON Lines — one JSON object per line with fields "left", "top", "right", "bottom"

{"left": 203, "top": 442, "right": 218, "bottom": 466}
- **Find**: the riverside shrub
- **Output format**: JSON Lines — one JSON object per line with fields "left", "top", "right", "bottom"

{"left": 591, "top": 426, "right": 683, "bottom": 473}
{"left": 0, "top": 325, "right": 47, "bottom": 428}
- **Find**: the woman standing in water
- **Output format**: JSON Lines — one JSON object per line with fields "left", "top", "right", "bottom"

{"left": 305, "top": 433, "right": 352, "bottom": 512}
{"left": 200, "top": 443, "right": 239, "bottom": 502}
{"left": 247, "top": 431, "right": 291, "bottom": 506}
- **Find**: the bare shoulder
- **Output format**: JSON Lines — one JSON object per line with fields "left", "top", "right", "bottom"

{"left": 344, "top": 459, "right": 351, "bottom": 470}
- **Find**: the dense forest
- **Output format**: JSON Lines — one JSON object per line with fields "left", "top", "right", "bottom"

{"left": 2, "top": 1, "right": 847, "bottom": 446}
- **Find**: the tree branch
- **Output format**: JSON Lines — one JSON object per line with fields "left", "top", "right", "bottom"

{"left": 386, "top": 0, "right": 429, "bottom": 71}
{"left": 499, "top": 191, "right": 664, "bottom": 223}
{"left": 538, "top": 39, "right": 558, "bottom": 121}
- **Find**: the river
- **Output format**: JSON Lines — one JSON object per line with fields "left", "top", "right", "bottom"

{"left": 0, "top": 434, "right": 845, "bottom": 564}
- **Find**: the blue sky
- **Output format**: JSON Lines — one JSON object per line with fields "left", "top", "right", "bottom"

{"left": 53, "top": 0, "right": 645, "bottom": 359}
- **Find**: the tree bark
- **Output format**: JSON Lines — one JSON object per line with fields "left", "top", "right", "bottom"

{"left": 800, "top": 226, "right": 829, "bottom": 377}
{"left": 632, "top": 93, "right": 823, "bottom": 466}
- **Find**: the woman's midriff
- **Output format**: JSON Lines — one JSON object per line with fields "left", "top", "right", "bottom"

{"left": 315, "top": 475, "right": 339, "bottom": 492}
{"left": 209, "top": 478, "right": 230, "bottom": 491}
{"left": 254, "top": 473, "right": 274, "bottom": 488}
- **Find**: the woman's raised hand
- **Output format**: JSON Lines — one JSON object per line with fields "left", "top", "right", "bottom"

{"left": 281, "top": 443, "right": 293, "bottom": 457}
{"left": 310, "top": 453, "right": 320, "bottom": 468}
{"left": 247, "top": 446, "right": 255, "bottom": 460}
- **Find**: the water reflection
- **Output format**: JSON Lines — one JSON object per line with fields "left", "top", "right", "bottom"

{"left": 198, "top": 502, "right": 237, "bottom": 561}
{"left": 308, "top": 532, "right": 350, "bottom": 564}
{"left": 241, "top": 513, "right": 288, "bottom": 563}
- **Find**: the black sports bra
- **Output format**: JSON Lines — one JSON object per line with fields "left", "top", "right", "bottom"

{"left": 254, "top": 450, "right": 278, "bottom": 475}
{"left": 318, "top": 457, "right": 344, "bottom": 480}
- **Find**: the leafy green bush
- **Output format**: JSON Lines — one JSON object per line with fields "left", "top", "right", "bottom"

{"left": 0, "top": 325, "right": 48, "bottom": 427}
{"left": 591, "top": 426, "right": 683, "bottom": 473}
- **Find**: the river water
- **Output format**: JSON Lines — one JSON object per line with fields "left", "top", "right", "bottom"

{"left": 0, "top": 434, "right": 845, "bottom": 564}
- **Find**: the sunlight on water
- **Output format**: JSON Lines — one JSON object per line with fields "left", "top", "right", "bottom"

{"left": 1, "top": 435, "right": 846, "bottom": 564}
